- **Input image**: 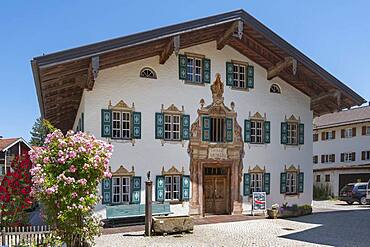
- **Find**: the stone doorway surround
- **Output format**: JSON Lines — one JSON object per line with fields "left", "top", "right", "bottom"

{"left": 188, "top": 73, "right": 244, "bottom": 217}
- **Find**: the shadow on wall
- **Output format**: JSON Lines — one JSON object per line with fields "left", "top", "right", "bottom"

{"left": 279, "top": 209, "right": 370, "bottom": 247}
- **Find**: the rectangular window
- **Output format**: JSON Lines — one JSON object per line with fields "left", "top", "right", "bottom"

{"left": 121, "top": 177, "right": 130, "bottom": 203}
{"left": 286, "top": 172, "right": 297, "bottom": 194}
{"left": 112, "top": 176, "right": 130, "bottom": 203}
{"left": 367, "top": 126, "right": 370, "bottom": 135}
{"left": 287, "top": 123, "right": 298, "bottom": 145}
{"left": 321, "top": 154, "right": 335, "bottom": 163}
{"left": 363, "top": 151, "right": 370, "bottom": 160}
{"left": 112, "top": 111, "right": 121, "bottom": 139}
{"left": 250, "top": 120, "right": 263, "bottom": 144}
{"left": 165, "top": 175, "right": 181, "bottom": 200}
{"left": 112, "top": 111, "right": 130, "bottom": 139}
{"left": 233, "top": 64, "right": 246, "bottom": 88}
{"left": 250, "top": 173, "right": 263, "bottom": 193}
{"left": 210, "top": 117, "right": 225, "bottom": 143}
{"left": 344, "top": 128, "right": 353, "bottom": 138}
{"left": 313, "top": 133, "right": 318, "bottom": 142}
{"left": 187, "top": 57, "right": 202, "bottom": 83}
{"left": 316, "top": 175, "right": 320, "bottom": 182}
{"left": 342, "top": 152, "right": 355, "bottom": 162}
{"left": 313, "top": 155, "right": 318, "bottom": 164}
{"left": 164, "top": 114, "right": 181, "bottom": 141}
{"left": 112, "top": 177, "right": 121, "bottom": 203}
{"left": 325, "top": 174, "right": 330, "bottom": 182}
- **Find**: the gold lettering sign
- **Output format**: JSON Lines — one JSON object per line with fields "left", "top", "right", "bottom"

{"left": 208, "top": 148, "right": 228, "bottom": 160}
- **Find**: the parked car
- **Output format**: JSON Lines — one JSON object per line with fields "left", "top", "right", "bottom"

{"left": 339, "top": 182, "right": 369, "bottom": 205}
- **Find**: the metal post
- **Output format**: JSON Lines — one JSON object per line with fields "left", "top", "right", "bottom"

{"left": 145, "top": 171, "right": 153, "bottom": 236}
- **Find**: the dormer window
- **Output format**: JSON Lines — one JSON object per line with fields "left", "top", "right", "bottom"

{"left": 270, "top": 84, "right": 281, "bottom": 94}
{"left": 140, "top": 67, "right": 157, "bottom": 79}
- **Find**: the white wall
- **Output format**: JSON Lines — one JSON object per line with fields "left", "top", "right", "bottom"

{"left": 77, "top": 41, "right": 313, "bottom": 217}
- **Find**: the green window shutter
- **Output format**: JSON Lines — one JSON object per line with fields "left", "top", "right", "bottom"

{"left": 244, "top": 119, "right": 251, "bottom": 143}
{"left": 243, "top": 173, "right": 251, "bottom": 196}
{"left": 101, "top": 109, "right": 112, "bottom": 137}
{"left": 226, "top": 117, "right": 233, "bottom": 142}
{"left": 181, "top": 175, "right": 190, "bottom": 201}
{"left": 299, "top": 123, "right": 304, "bottom": 145}
{"left": 101, "top": 178, "right": 112, "bottom": 204}
{"left": 281, "top": 122, "right": 288, "bottom": 144}
{"left": 181, "top": 114, "right": 190, "bottom": 140}
{"left": 81, "top": 112, "right": 84, "bottom": 132}
{"left": 131, "top": 176, "right": 141, "bottom": 204}
{"left": 179, "top": 54, "right": 187, "bottom": 80}
{"left": 202, "top": 116, "right": 210, "bottom": 142}
{"left": 280, "top": 172, "right": 287, "bottom": 194}
{"left": 263, "top": 173, "right": 271, "bottom": 195}
{"left": 155, "top": 112, "right": 164, "bottom": 139}
{"left": 247, "top": 65, "right": 254, "bottom": 88}
{"left": 298, "top": 172, "right": 304, "bottom": 193}
{"left": 202, "top": 58, "right": 211, "bottom": 83}
{"left": 226, "top": 62, "right": 234, "bottom": 86}
{"left": 132, "top": 112, "right": 141, "bottom": 139}
{"left": 156, "top": 175, "right": 165, "bottom": 202}
{"left": 264, "top": 121, "right": 271, "bottom": 144}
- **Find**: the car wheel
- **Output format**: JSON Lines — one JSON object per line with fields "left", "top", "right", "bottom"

{"left": 346, "top": 201, "right": 354, "bottom": 205}
{"left": 360, "top": 196, "right": 367, "bottom": 205}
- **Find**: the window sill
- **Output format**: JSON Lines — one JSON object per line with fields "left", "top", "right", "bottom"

{"left": 184, "top": 80, "right": 206, "bottom": 86}
{"left": 165, "top": 200, "right": 183, "bottom": 205}
{"left": 109, "top": 138, "right": 136, "bottom": 146}
{"left": 160, "top": 139, "right": 186, "bottom": 147}
{"left": 229, "top": 86, "right": 250, "bottom": 92}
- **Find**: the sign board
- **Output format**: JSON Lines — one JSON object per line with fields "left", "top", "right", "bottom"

{"left": 252, "top": 192, "right": 266, "bottom": 216}
{"left": 208, "top": 148, "right": 228, "bottom": 160}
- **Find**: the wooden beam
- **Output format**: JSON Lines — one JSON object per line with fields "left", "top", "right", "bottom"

{"left": 86, "top": 56, "right": 99, "bottom": 91}
{"left": 267, "top": 57, "right": 297, "bottom": 80}
{"left": 311, "top": 90, "right": 340, "bottom": 105}
{"left": 159, "top": 36, "right": 179, "bottom": 64}
{"left": 217, "top": 21, "right": 242, "bottom": 50}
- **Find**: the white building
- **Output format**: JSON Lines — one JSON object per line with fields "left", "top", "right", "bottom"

{"left": 313, "top": 106, "right": 370, "bottom": 197}
{"left": 31, "top": 10, "right": 364, "bottom": 219}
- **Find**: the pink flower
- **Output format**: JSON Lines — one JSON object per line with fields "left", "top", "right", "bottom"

{"left": 43, "top": 157, "right": 49, "bottom": 163}
{"left": 78, "top": 179, "right": 87, "bottom": 185}
{"left": 104, "top": 171, "right": 112, "bottom": 178}
{"left": 72, "top": 192, "right": 78, "bottom": 198}
{"left": 69, "top": 165, "right": 77, "bottom": 173}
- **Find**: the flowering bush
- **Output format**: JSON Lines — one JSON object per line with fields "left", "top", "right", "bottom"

{"left": 29, "top": 130, "right": 112, "bottom": 246}
{"left": 0, "top": 155, "right": 33, "bottom": 227}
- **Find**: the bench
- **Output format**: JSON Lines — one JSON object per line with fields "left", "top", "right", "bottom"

{"left": 106, "top": 202, "right": 172, "bottom": 224}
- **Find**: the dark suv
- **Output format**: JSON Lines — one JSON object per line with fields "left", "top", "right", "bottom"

{"left": 339, "top": 182, "right": 368, "bottom": 205}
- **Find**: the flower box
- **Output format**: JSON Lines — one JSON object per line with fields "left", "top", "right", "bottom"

{"left": 152, "top": 215, "right": 193, "bottom": 235}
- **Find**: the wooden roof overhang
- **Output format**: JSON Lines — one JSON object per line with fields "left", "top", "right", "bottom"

{"left": 31, "top": 9, "right": 365, "bottom": 133}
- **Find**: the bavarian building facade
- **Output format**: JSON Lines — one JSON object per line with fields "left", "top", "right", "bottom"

{"left": 313, "top": 106, "right": 370, "bottom": 198}
{"left": 31, "top": 10, "right": 365, "bottom": 219}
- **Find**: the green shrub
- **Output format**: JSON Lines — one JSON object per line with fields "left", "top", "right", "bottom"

{"left": 313, "top": 184, "right": 331, "bottom": 200}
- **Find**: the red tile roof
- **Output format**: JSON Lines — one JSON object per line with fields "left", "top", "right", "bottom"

{"left": 0, "top": 138, "right": 19, "bottom": 151}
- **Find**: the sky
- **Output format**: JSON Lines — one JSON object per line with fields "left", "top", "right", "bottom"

{"left": 1, "top": 1, "right": 369, "bottom": 140}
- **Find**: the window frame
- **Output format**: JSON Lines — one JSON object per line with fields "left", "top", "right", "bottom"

{"left": 112, "top": 110, "right": 131, "bottom": 140}
{"left": 140, "top": 67, "right": 157, "bottom": 79}
{"left": 325, "top": 174, "right": 330, "bottom": 182}
{"left": 164, "top": 114, "right": 181, "bottom": 141}
{"left": 250, "top": 172, "right": 263, "bottom": 194}
{"left": 210, "top": 117, "right": 226, "bottom": 143}
{"left": 186, "top": 56, "right": 203, "bottom": 83}
{"left": 344, "top": 128, "right": 353, "bottom": 138}
{"left": 232, "top": 63, "right": 247, "bottom": 89}
{"left": 111, "top": 176, "right": 131, "bottom": 204}
{"left": 250, "top": 120, "right": 264, "bottom": 144}
{"left": 270, "top": 84, "right": 281, "bottom": 94}
{"left": 316, "top": 175, "right": 321, "bottom": 183}
{"left": 343, "top": 152, "right": 354, "bottom": 163}
{"left": 286, "top": 172, "right": 297, "bottom": 195}
{"left": 287, "top": 122, "right": 298, "bottom": 145}
{"left": 164, "top": 175, "right": 181, "bottom": 201}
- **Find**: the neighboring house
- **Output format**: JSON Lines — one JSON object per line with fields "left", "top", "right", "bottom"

{"left": 0, "top": 138, "right": 32, "bottom": 178}
{"left": 313, "top": 105, "right": 370, "bottom": 197}
{"left": 31, "top": 10, "right": 364, "bottom": 219}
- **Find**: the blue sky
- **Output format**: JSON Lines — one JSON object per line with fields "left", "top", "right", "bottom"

{"left": 1, "top": 1, "right": 369, "bottom": 140}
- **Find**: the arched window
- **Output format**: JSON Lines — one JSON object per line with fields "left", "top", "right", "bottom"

{"left": 140, "top": 67, "right": 157, "bottom": 79}
{"left": 270, "top": 84, "right": 281, "bottom": 94}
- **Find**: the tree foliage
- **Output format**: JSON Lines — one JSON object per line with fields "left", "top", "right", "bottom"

{"left": 29, "top": 117, "right": 55, "bottom": 147}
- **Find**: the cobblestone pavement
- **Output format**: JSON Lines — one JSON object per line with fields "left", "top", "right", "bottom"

{"left": 95, "top": 202, "right": 370, "bottom": 247}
